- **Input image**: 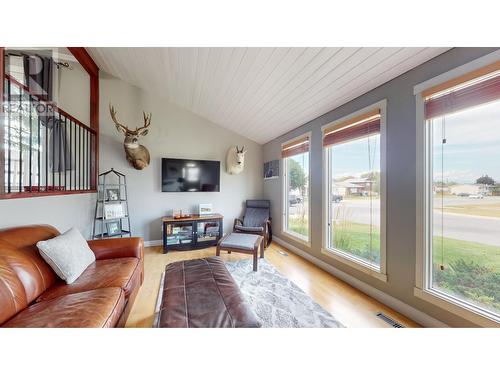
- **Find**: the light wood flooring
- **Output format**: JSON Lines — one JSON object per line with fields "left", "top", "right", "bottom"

{"left": 125, "top": 242, "right": 420, "bottom": 328}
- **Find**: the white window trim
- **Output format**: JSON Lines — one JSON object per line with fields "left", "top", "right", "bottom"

{"left": 414, "top": 50, "right": 500, "bottom": 327}
{"left": 281, "top": 131, "right": 312, "bottom": 247}
{"left": 321, "top": 99, "right": 387, "bottom": 282}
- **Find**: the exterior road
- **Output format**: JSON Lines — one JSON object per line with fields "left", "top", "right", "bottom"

{"left": 328, "top": 197, "right": 500, "bottom": 247}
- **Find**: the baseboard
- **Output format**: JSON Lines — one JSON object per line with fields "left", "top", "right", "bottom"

{"left": 273, "top": 236, "right": 448, "bottom": 328}
{"left": 144, "top": 239, "right": 162, "bottom": 247}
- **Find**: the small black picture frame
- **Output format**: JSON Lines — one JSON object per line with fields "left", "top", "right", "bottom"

{"left": 106, "top": 188, "right": 120, "bottom": 201}
{"left": 106, "top": 220, "right": 122, "bottom": 236}
{"left": 264, "top": 160, "right": 279, "bottom": 179}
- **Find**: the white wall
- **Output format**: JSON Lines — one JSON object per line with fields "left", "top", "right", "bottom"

{"left": 99, "top": 72, "right": 263, "bottom": 241}
{"left": 0, "top": 72, "right": 264, "bottom": 242}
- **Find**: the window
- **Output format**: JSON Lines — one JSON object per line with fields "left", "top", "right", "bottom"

{"left": 416, "top": 58, "right": 500, "bottom": 324}
{"left": 282, "top": 133, "right": 310, "bottom": 243}
{"left": 322, "top": 102, "right": 386, "bottom": 279}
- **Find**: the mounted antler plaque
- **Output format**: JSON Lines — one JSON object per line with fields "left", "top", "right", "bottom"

{"left": 109, "top": 104, "right": 152, "bottom": 170}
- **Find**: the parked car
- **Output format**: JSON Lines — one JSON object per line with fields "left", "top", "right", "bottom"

{"left": 289, "top": 195, "right": 303, "bottom": 205}
{"left": 332, "top": 194, "right": 343, "bottom": 203}
{"left": 457, "top": 193, "right": 470, "bottom": 197}
{"left": 469, "top": 194, "right": 484, "bottom": 199}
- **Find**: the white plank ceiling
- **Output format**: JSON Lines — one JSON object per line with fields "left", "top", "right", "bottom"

{"left": 88, "top": 47, "right": 450, "bottom": 144}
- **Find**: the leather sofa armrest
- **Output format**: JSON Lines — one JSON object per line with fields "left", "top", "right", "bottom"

{"left": 87, "top": 237, "right": 144, "bottom": 261}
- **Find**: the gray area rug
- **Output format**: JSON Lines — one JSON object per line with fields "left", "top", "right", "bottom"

{"left": 225, "top": 258, "right": 344, "bottom": 328}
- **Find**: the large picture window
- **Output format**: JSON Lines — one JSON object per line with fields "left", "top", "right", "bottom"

{"left": 416, "top": 59, "right": 500, "bottom": 324}
{"left": 322, "top": 103, "right": 386, "bottom": 279}
{"left": 282, "top": 134, "right": 310, "bottom": 243}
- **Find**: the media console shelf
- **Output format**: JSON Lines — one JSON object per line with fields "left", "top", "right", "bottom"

{"left": 162, "top": 214, "right": 223, "bottom": 253}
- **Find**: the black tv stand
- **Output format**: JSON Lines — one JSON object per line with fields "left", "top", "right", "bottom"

{"left": 162, "top": 214, "right": 223, "bottom": 253}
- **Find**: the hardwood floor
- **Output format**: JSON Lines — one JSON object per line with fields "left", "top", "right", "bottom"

{"left": 125, "top": 242, "right": 420, "bottom": 328}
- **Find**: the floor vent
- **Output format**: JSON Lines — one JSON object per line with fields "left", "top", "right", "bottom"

{"left": 376, "top": 312, "right": 405, "bottom": 328}
{"left": 277, "top": 250, "right": 289, "bottom": 256}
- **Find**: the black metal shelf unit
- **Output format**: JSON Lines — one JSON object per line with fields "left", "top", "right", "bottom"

{"left": 92, "top": 168, "right": 132, "bottom": 239}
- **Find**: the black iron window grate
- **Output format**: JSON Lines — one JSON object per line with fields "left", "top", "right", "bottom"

{"left": 2, "top": 75, "right": 95, "bottom": 196}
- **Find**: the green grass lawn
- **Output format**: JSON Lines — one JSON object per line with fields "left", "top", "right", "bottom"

{"left": 333, "top": 221, "right": 500, "bottom": 313}
{"left": 432, "top": 236, "right": 500, "bottom": 270}
{"left": 288, "top": 216, "right": 309, "bottom": 237}
{"left": 288, "top": 218, "right": 500, "bottom": 312}
{"left": 331, "top": 221, "right": 380, "bottom": 264}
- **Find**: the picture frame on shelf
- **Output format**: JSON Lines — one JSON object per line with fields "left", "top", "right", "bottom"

{"left": 199, "top": 203, "right": 213, "bottom": 216}
{"left": 104, "top": 203, "right": 125, "bottom": 219}
{"left": 106, "top": 188, "right": 120, "bottom": 201}
{"left": 106, "top": 220, "right": 122, "bottom": 236}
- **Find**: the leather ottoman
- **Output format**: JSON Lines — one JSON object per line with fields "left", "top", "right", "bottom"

{"left": 154, "top": 257, "right": 260, "bottom": 328}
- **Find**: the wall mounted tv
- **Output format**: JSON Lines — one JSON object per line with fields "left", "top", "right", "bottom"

{"left": 161, "top": 158, "right": 220, "bottom": 192}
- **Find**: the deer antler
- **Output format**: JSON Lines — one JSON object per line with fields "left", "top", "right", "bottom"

{"left": 136, "top": 111, "right": 152, "bottom": 132}
{"left": 109, "top": 104, "right": 130, "bottom": 134}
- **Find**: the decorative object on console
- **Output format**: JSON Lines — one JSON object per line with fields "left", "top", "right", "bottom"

{"left": 109, "top": 104, "right": 152, "bottom": 170}
{"left": 199, "top": 203, "right": 213, "bottom": 216}
{"left": 226, "top": 145, "right": 246, "bottom": 175}
{"left": 264, "top": 160, "right": 279, "bottom": 179}
{"left": 93, "top": 168, "right": 132, "bottom": 239}
{"left": 173, "top": 209, "right": 191, "bottom": 219}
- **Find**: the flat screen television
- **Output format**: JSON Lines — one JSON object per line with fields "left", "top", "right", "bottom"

{"left": 161, "top": 158, "right": 220, "bottom": 192}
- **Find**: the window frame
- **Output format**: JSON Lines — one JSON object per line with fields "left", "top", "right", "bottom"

{"left": 414, "top": 50, "right": 500, "bottom": 327}
{"left": 281, "top": 131, "right": 312, "bottom": 246}
{"left": 321, "top": 100, "right": 387, "bottom": 282}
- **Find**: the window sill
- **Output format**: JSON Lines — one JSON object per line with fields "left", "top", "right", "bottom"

{"left": 414, "top": 287, "right": 500, "bottom": 327}
{"left": 281, "top": 230, "right": 311, "bottom": 248}
{"left": 321, "top": 247, "right": 387, "bottom": 282}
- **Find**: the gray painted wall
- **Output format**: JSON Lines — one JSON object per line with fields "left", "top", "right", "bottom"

{"left": 0, "top": 73, "right": 263, "bottom": 242}
{"left": 263, "top": 47, "right": 499, "bottom": 327}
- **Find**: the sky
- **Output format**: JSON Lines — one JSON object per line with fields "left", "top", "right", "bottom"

{"left": 289, "top": 99, "right": 500, "bottom": 185}
{"left": 432, "top": 99, "right": 500, "bottom": 184}
{"left": 329, "top": 134, "right": 380, "bottom": 179}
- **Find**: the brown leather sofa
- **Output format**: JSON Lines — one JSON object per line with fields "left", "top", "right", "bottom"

{"left": 0, "top": 225, "right": 144, "bottom": 328}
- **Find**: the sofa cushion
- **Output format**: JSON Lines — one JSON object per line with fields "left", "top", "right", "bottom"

{"left": 37, "top": 227, "right": 96, "bottom": 284}
{"left": 0, "top": 255, "right": 29, "bottom": 325}
{"left": 2, "top": 288, "right": 124, "bottom": 328}
{"left": 36, "top": 257, "right": 140, "bottom": 303}
{"left": 0, "top": 225, "right": 60, "bottom": 304}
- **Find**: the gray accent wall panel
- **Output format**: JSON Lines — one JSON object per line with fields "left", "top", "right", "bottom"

{"left": 263, "top": 48, "right": 499, "bottom": 327}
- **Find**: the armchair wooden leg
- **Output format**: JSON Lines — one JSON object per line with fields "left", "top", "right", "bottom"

{"left": 260, "top": 239, "right": 264, "bottom": 258}
{"left": 253, "top": 251, "right": 258, "bottom": 271}
{"left": 216, "top": 245, "right": 220, "bottom": 256}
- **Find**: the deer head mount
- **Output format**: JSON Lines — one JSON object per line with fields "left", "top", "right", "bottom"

{"left": 109, "top": 104, "right": 152, "bottom": 170}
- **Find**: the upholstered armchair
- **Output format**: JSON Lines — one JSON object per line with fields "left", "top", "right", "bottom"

{"left": 233, "top": 200, "right": 272, "bottom": 247}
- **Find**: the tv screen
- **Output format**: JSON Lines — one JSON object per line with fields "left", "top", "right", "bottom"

{"left": 161, "top": 158, "right": 220, "bottom": 192}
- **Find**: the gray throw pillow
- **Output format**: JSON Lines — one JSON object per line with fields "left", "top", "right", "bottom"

{"left": 37, "top": 227, "right": 96, "bottom": 284}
